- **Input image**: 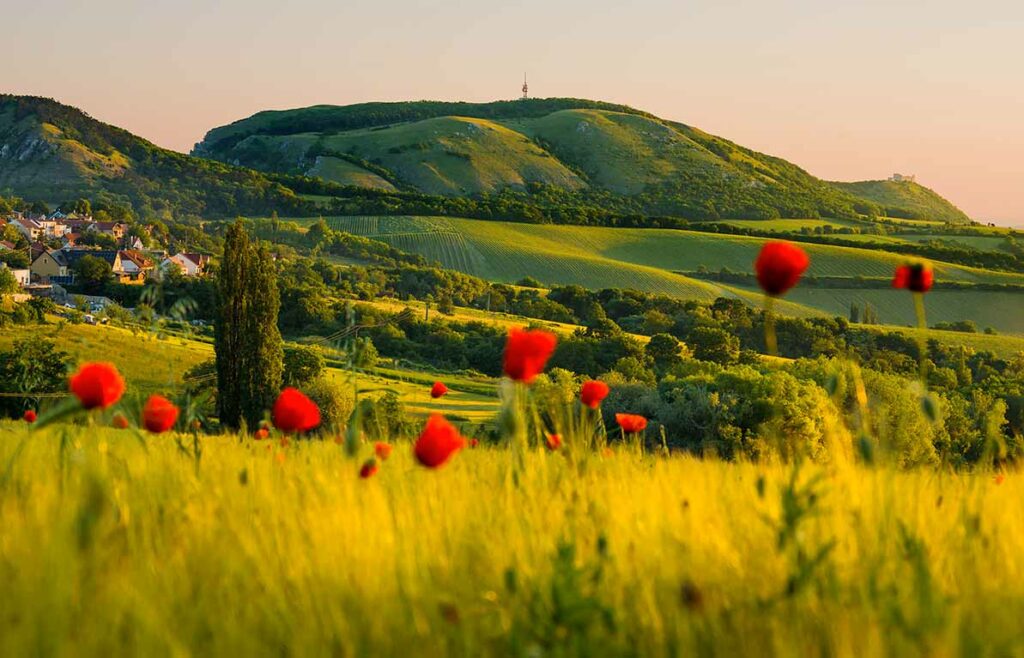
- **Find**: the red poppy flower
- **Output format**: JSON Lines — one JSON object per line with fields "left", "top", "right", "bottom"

{"left": 374, "top": 441, "right": 393, "bottom": 461}
{"left": 503, "top": 327, "right": 558, "bottom": 383}
{"left": 254, "top": 428, "right": 269, "bottom": 440}
{"left": 430, "top": 381, "right": 449, "bottom": 398}
{"left": 272, "top": 387, "right": 321, "bottom": 434}
{"left": 580, "top": 380, "right": 610, "bottom": 409}
{"left": 112, "top": 413, "right": 129, "bottom": 429}
{"left": 546, "top": 433, "right": 563, "bottom": 451}
{"left": 23, "top": 409, "right": 36, "bottom": 423}
{"left": 69, "top": 362, "right": 125, "bottom": 410}
{"left": 360, "top": 459, "right": 379, "bottom": 479}
{"left": 892, "top": 263, "right": 933, "bottom": 293}
{"left": 142, "top": 394, "right": 179, "bottom": 433}
{"left": 469, "top": 438, "right": 480, "bottom": 448}
{"left": 414, "top": 414, "right": 466, "bottom": 468}
{"left": 995, "top": 473, "right": 1006, "bottom": 486}
{"left": 616, "top": 413, "right": 648, "bottom": 433}
{"left": 754, "top": 242, "right": 810, "bottom": 296}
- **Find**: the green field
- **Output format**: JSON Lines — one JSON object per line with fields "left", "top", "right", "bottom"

{"left": 761, "top": 286, "right": 1024, "bottom": 336}
{"left": 317, "top": 216, "right": 773, "bottom": 303}
{"left": 307, "top": 215, "right": 1024, "bottom": 333}
{"left": 0, "top": 322, "right": 212, "bottom": 396}
{"left": 0, "top": 322, "right": 500, "bottom": 422}
{"left": 320, "top": 216, "right": 1024, "bottom": 285}
{"left": 719, "top": 218, "right": 865, "bottom": 231}
{"left": 1, "top": 424, "right": 1021, "bottom": 656}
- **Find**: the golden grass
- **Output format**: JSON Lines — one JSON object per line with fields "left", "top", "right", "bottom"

{"left": 0, "top": 423, "right": 1020, "bottom": 657}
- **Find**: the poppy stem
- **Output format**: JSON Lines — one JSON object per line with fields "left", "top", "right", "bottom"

{"left": 764, "top": 295, "right": 778, "bottom": 357}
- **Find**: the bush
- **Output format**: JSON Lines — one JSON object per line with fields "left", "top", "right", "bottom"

{"left": 687, "top": 326, "right": 740, "bottom": 364}
{"left": 655, "top": 367, "right": 846, "bottom": 461}
{"left": 0, "top": 337, "right": 71, "bottom": 417}
{"left": 284, "top": 345, "right": 326, "bottom": 386}
{"left": 304, "top": 378, "right": 354, "bottom": 433}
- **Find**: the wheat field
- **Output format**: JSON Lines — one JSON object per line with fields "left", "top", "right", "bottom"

{"left": 0, "top": 422, "right": 1019, "bottom": 657}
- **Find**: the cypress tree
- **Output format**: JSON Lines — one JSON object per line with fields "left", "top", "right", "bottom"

{"left": 215, "top": 221, "right": 284, "bottom": 429}
{"left": 240, "top": 241, "right": 283, "bottom": 426}
{"left": 215, "top": 221, "right": 251, "bottom": 429}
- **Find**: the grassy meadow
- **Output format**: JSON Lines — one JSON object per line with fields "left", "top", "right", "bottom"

{"left": 1, "top": 422, "right": 1020, "bottom": 657}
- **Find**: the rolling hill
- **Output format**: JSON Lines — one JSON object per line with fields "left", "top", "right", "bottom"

{"left": 831, "top": 179, "right": 971, "bottom": 224}
{"left": 195, "top": 99, "right": 971, "bottom": 223}
{"left": 0, "top": 95, "right": 308, "bottom": 217}
{"left": 290, "top": 215, "right": 1024, "bottom": 333}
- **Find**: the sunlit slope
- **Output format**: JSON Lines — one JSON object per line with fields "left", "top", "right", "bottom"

{"left": 315, "top": 116, "right": 587, "bottom": 195}
{"left": 502, "top": 109, "right": 730, "bottom": 194}
{"left": 306, "top": 155, "right": 396, "bottom": 190}
{"left": 832, "top": 179, "right": 971, "bottom": 224}
{"left": 0, "top": 322, "right": 211, "bottom": 395}
{"left": 327, "top": 215, "right": 1024, "bottom": 285}
{"left": 319, "top": 216, "right": 809, "bottom": 315}
{"left": 770, "top": 287, "right": 1024, "bottom": 335}
{"left": 316, "top": 215, "right": 1024, "bottom": 332}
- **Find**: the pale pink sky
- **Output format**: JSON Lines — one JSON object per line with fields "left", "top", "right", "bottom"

{"left": 4, "top": 0, "right": 1023, "bottom": 224}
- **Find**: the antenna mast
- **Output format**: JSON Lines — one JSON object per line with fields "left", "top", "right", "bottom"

{"left": 521, "top": 73, "right": 528, "bottom": 100}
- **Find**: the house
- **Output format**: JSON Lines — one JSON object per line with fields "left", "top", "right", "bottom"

{"left": 117, "top": 249, "right": 154, "bottom": 283}
{"left": 89, "top": 222, "right": 127, "bottom": 240}
{"left": 30, "top": 249, "right": 69, "bottom": 283}
{"left": 126, "top": 235, "right": 145, "bottom": 251}
{"left": 30, "top": 242, "right": 51, "bottom": 261}
{"left": 62, "top": 218, "right": 93, "bottom": 233}
{"left": 63, "top": 249, "right": 122, "bottom": 274}
{"left": 61, "top": 233, "right": 81, "bottom": 248}
{"left": 0, "top": 263, "right": 30, "bottom": 288}
{"left": 39, "top": 217, "right": 69, "bottom": 238}
{"left": 162, "top": 252, "right": 209, "bottom": 277}
{"left": 0, "top": 240, "right": 15, "bottom": 251}
{"left": 13, "top": 217, "right": 44, "bottom": 241}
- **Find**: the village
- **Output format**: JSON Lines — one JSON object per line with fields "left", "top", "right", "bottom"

{"left": 0, "top": 210, "right": 209, "bottom": 311}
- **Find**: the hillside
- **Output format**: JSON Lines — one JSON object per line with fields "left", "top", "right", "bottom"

{"left": 294, "top": 215, "right": 1024, "bottom": 333}
{"left": 196, "top": 99, "right": 968, "bottom": 222}
{"left": 0, "top": 95, "right": 308, "bottom": 217}
{"left": 831, "top": 179, "right": 971, "bottom": 224}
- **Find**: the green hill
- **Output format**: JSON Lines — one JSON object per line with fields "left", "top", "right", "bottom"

{"left": 831, "top": 179, "right": 971, "bottom": 224}
{"left": 196, "top": 99, "right": 969, "bottom": 222}
{"left": 0, "top": 95, "right": 308, "bottom": 217}
{"left": 293, "top": 215, "right": 1024, "bottom": 333}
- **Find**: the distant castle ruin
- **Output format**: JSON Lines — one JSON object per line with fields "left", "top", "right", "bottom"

{"left": 888, "top": 173, "right": 916, "bottom": 183}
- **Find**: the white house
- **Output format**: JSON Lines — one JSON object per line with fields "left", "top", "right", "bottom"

{"left": 161, "top": 252, "right": 208, "bottom": 277}
{"left": 11, "top": 268, "right": 30, "bottom": 287}
{"left": 0, "top": 263, "right": 30, "bottom": 287}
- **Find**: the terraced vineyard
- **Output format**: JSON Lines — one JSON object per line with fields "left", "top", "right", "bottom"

{"left": 315, "top": 215, "right": 1024, "bottom": 333}
{"left": 742, "top": 285, "right": 1024, "bottom": 334}
{"left": 326, "top": 216, "right": 1024, "bottom": 285}
{"left": 326, "top": 217, "right": 740, "bottom": 299}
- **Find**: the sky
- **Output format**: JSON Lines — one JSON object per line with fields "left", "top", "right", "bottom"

{"left": 4, "top": 0, "right": 1023, "bottom": 225}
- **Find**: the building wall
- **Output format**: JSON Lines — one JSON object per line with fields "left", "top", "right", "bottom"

{"left": 31, "top": 253, "right": 66, "bottom": 282}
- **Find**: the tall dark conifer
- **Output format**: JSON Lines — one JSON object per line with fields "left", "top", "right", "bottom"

{"left": 240, "top": 241, "right": 283, "bottom": 425}
{"left": 215, "top": 221, "right": 250, "bottom": 429}
{"left": 215, "top": 221, "right": 284, "bottom": 429}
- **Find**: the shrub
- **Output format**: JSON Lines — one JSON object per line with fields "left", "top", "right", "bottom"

{"left": 284, "top": 345, "right": 326, "bottom": 386}
{"left": 303, "top": 377, "right": 353, "bottom": 433}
